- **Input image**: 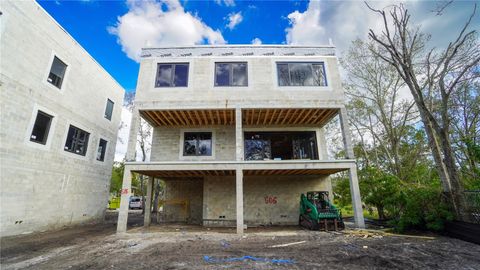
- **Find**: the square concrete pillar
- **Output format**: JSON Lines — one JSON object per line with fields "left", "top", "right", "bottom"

{"left": 235, "top": 107, "right": 243, "bottom": 161}
{"left": 339, "top": 107, "right": 365, "bottom": 228}
{"left": 126, "top": 106, "right": 141, "bottom": 161}
{"left": 144, "top": 176, "right": 154, "bottom": 227}
{"left": 339, "top": 107, "right": 355, "bottom": 159}
{"left": 349, "top": 166, "right": 365, "bottom": 228}
{"left": 236, "top": 169, "right": 244, "bottom": 235}
{"left": 117, "top": 168, "right": 132, "bottom": 233}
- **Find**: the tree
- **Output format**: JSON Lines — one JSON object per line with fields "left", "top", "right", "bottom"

{"left": 124, "top": 92, "right": 153, "bottom": 213}
{"left": 110, "top": 161, "right": 125, "bottom": 196}
{"left": 366, "top": 3, "right": 479, "bottom": 221}
{"left": 341, "top": 39, "right": 418, "bottom": 178}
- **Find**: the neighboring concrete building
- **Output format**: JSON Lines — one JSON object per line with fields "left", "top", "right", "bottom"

{"left": 0, "top": 1, "right": 124, "bottom": 236}
{"left": 117, "top": 45, "right": 365, "bottom": 234}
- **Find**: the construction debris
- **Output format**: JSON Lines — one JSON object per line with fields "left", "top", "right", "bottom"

{"left": 269, "top": 241, "right": 306, "bottom": 248}
{"left": 343, "top": 229, "right": 435, "bottom": 240}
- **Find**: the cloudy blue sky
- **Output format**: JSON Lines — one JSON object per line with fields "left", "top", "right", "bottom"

{"left": 38, "top": 0, "right": 479, "bottom": 92}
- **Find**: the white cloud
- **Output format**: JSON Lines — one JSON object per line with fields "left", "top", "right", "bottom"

{"left": 251, "top": 37, "right": 262, "bottom": 45}
{"left": 285, "top": 1, "right": 325, "bottom": 45}
{"left": 284, "top": 1, "right": 399, "bottom": 51}
{"left": 215, "top": 0, "right": 235, "bottom": 7}
{"left": 108, "top": 0, "right": 225, "bottom": 62}
{"left": 226, "top": 11, "right": 243, "bottom": 30}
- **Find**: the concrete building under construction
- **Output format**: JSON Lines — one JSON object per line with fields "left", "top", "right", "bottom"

{"left": 117, "top": 45, "right": 365, "bottom": 234}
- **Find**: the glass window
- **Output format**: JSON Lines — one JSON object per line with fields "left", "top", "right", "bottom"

{"left": 104, "top": 99, "right": 114, "bottom": 120}
{"left": 183, "top": 132, "right": 212, "bottom": 156}
{"left": 155, "top": 63, "right": 189, "bottom": 87}
{"left": 96, "top": 139, "right": 107, "bottom": 161}
{"left": 47, "top": 56, "right": 67, "bottom": 88}
{"left": 244, "top": 131, "right": 318, "bottom": 160}
{"left": 215, "top": 62, "right": 248, "bottom": 86}
{"left": 64, "top": 125, "right": 90, "bottom": 156}
{"left": 276, "top": 62, "right": 327, "bottom": 86}
{"left": 30, "top": 111, "right": 53, "bottom": 145}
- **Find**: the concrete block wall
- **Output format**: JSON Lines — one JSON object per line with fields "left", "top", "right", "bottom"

{"left": 162, "top": 179, "right": 203, "bottom": 224}
{"left": 0, "top": 1, "right": 124, "bottom": 236}
{"left": 201, "top": 175, "right": 331, "bottom": 226}
{"left": 134, "top": 47, "right": 346, "bottom": 110}
{"left": 150, "top": 127, "right": 236, "bottom": 161}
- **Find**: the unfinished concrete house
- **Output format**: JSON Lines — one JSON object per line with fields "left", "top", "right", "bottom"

{"left": 0, "top": 0, "right": 124, "bottom": 236}
{"left": 117, "top": 45, "right": 365, "bottom": 234}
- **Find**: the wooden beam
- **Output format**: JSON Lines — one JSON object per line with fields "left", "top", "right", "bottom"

{"left": 194, "top": 110, "right": 203, "bottom": 126}
{"left": 275, "top": 109, "right": 284, "bottom": 125}
{"left": 172, "top": 110, "right": 186, "bottom": 126}
{"left": 215, "top": 110, "right": 222, "bottom": 125}
{"left": 293, "top": 109, "right": 305, "bottom": 125}
{"left": 152, "top": 111, "right": 169, "bottom": 126}
{"left": 281, "top": 109, "right": 292, "bottom": 125}
{"left": 201, "top": 110, "right": 209, "bottom": 126}
{"left": 269, "top": 109, "right": 277, "bottom": 125}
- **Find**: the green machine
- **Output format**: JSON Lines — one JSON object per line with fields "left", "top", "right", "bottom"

{"left": 299, "top": 191, "right": 345, "bottom": 231}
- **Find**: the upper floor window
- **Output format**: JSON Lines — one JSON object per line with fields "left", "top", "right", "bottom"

{"left": 64, "top": 125, "right": 89, "bottom": 156}
{"left": 155, "top": 63, "right": 189, "bottom": 87}
{"left": 104, "top": 99, "right": 114, "bottom": 120}
{"left": 215, "top": 62, "right": 248, "bottom": 87}
{"left": 277, "top": 62, "right": 327, "bottom": 87}
{"left": 30, "top": 110, "right": 53, "bottom": 145}
{"left": 96, "top": 139, "right": 108, "bottom": 161}
{"left": 183, "top": 132, "right": 212, "bottom": 156}
{"left": 48, "top": 56, "right": 67, "bottom": 89}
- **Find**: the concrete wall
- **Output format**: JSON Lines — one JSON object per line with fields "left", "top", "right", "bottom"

{"left": 151, "top": 127, "right": 236, "bottom": 161}
{"left": 134, "top": 47, "right": 345, "bottom": 110}
{"left": 150, "top": 126, "right": 329, "bottom": 162}
{"left": 162, "top": 179, "right": 203, "bottom": 224}
{"left": 201, "top": 175, "right": 332, "bottom": 226}
{"left": 0, "top": 0, "right": 124, "bottom": 236}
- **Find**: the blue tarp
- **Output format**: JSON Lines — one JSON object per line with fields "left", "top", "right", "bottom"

{"left": 203, "top": 255, "right": 294, "bottom": 264}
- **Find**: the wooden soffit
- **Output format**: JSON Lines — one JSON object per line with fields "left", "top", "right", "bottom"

{"left": 140, "top": 108, "right": 338, "bottom": 127}
{"left": 140, "top": 109, "right": 235, "bottom": 127}
{"left": 242, "top": 108, "right": 338, "bottom": 127}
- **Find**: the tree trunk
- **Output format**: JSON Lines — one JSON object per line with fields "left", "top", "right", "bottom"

{"left": 377, "top": 205, "right": 386, "bottom": 220}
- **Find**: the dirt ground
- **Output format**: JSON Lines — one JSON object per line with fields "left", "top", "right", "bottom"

{"left": 1, "top": 211, "right": 479, "bottom": 270}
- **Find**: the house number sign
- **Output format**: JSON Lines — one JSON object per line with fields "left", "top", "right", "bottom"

{"left": 264, "top": 196, "right": 277, "bottom": 204}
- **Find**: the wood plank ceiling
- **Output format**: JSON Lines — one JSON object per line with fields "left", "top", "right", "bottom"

{"left": 140, "top": 109, "right": 235, "bottom": 127}
{"left": 140, "top": 108, "right": 338, "bottom": 128}
{"left": 242, "top": 108, "right": 338, "bottom": 126}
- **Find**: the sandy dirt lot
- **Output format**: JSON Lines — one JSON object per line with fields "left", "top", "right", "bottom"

{"left": 1, "top": 211, "right": 479, "bottom": 270}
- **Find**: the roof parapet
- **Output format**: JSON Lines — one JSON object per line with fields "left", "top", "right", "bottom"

{"left": 141, "top": 45, "right": 336, "bottom": 58}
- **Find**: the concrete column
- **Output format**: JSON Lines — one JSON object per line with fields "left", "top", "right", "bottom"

{"left": 339, "top": 107, "right": 365, "bottom": 228}
{"left": 144, "top": 176, "right": 154, "bottom": 227}
{"left": 116, "top": 167, "right": 132, "bottom": 233}
{"left": 349, "top": 166, "right": 365, "bottom": 228}
{"left": 235, "top": 168, "right": 244, "bottom": 235}
{"left": 339, "top": 107, "right": 354, "bottom": 159}
{"left": 235, "top": 107, "right": 243, "bottom": 161}
{"left": 126, "top": 106, "right": 141, "bottom": 161}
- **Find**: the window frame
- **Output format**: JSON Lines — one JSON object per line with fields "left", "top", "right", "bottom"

{"left": 214, "top": 62, "right": 248, "bottom": 87}
{"left": 276, "top": 62, "right": 328, "bottom": 87}
{"left": 47, "top": 56, "right": 68, "bottom": 89}
{"left": 96, "top": 138, "right": 108, "bottom": 162}
{"left": 243, "top": 131, "right": 319, "bottom": 161}
{"left": 29, "top": 110, "right": 54, "bottom": 145}
{"left": 154, "top": 63, "right": 190, "bottom": 88}
{"left": 182, "top": 132, "right": 213, "bottom": 157}
{"left": 104, "top": 98, "right": 114, "bottom": 121}
{"left": 63, "top": 125, "right": 90, "bottom": 156}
